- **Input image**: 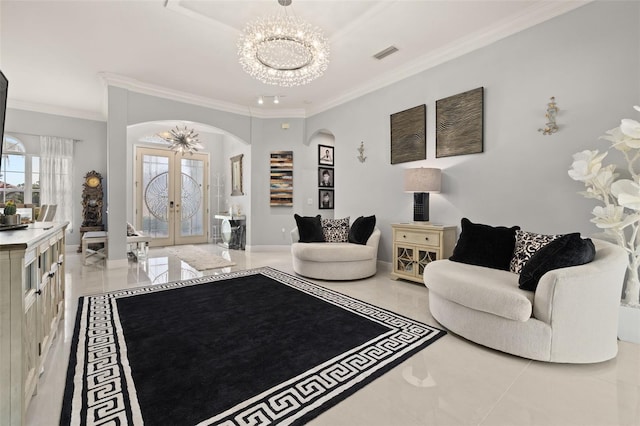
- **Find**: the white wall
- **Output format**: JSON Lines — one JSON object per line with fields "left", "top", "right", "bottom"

{"left": 306, "top": 0, "right": 640, "bottom": 262}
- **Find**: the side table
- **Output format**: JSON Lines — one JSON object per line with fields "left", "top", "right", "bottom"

{"left": 215, "top": 214, "right": 246, "bottom": 250}
{"left": 390, "top": 223, "right": 457, "bottom": 283}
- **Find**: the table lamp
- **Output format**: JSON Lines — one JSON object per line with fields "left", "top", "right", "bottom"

{"left": 404, "top": 168, "right": 441, "bottom": 222}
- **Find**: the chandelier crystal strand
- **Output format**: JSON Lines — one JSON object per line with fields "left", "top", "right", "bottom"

{"left": 158, "top": 125, "right": 204, "bottom": 155}
{"left": 238, "top": 1, "right": 329, "bottom": 87}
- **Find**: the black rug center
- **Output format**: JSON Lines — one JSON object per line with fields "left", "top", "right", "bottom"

{"left": 116, "top": 274, "right": 389, "bottom": 425}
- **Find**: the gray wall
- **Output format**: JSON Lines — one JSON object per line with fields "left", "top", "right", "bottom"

{"left": 306, "top": 0, "right": 640, "bottom": 262}
{"left": 101, "top": 90, "right": 253, "bottom": 261}
{"left": 4, "top": 109, "right": 107, "bottom": 246}
{"left": 3, "top": 1, "right": 638, "bottom": 263}
{"left": 248, "top": 117, "right": 309, "bottom": 245}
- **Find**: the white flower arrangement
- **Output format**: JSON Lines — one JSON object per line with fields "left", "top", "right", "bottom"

{"left": 569, "top": 106, "right": 640, "bottom": 307}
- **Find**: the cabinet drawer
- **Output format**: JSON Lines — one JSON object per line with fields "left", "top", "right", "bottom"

{"left": 395, "top": 230, "right": 440, "bottom": 247}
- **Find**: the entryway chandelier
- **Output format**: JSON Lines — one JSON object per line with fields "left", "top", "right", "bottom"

{"left": 237, "top": 0, "right": 330, "bottom": 87}
{"left": 157, "top": 125, "right": 203, "bottom": 155}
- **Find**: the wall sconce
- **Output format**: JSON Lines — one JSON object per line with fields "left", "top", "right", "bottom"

{"left": 404, "top": 168, "right": 441, "bottom": 222}
{"left": 357, "top": 141, "right": 367, "bottom": 163}
{"left": 539, "top": 96, "right": 559, "bottom": 135}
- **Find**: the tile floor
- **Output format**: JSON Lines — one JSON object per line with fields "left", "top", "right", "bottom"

{"left": 27, "top": 244, "right": 640, "bottom": 426}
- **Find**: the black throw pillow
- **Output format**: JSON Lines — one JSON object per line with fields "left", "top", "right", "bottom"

{"left": 449, "top": 218, "right": 520, "bottom": 270}
{"left": 519, "top": 233, "right": 596, "bottom": 291}
{"left": 294, "top": 214, "right": 325, "bottom": 243}
{"left": 348, "top": 215, "right": 376, "bottom": 245}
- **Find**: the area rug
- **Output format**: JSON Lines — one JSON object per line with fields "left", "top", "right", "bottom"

{"left": 166, "top": 244, "right": 236, "bottom": 270}
{"left": 60, "top": 267, "right": 445, "bottom": 425}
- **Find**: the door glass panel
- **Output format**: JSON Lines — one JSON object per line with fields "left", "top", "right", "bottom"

{"left": 142, "top": 155, "right": 170, "bottom": 238}
{"left": 180, "top": 158, "right": 204, "bottom": 237}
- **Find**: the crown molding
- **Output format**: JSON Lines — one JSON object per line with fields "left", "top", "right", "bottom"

{"left": 98, "top": 72, "right": 250, "bottom": 116}
{"left": 98, "top": 72, "right": 307, "bottom": 119}
{"left": 306, "top": 0, "right": 591, "bottom": 117}
{"left": 7, "top": 99, "right": 106, "bottom": 122}
{"left": 9, "top": 1, "right": 590, "bottom": 122}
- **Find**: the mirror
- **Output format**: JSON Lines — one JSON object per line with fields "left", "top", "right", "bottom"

{"left": 230, "top": 154, "right": 244, "bottom": 196}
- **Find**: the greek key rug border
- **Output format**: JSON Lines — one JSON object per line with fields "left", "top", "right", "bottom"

{"left": 67, "top": 267, "right": 445, "bottom": 426}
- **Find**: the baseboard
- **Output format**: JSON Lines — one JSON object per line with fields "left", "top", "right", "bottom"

{"left": 245, "top": 244, "right": 290, "bottom": 252}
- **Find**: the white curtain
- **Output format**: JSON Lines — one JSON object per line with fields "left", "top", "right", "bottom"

{"left": 40, "top": 136, "right": 74, "bottom": 227}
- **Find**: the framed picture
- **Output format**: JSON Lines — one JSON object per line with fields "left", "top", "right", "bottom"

{"left": 436, "top": 87, "right": 484, "bottom": 158}
{"left": 318, "top": 144, "right": 334, "bottom": 166}
{"left": 230, "top": 154, "right": 244, "bottom": 196}
{"left": 390, "top": 104, "right": 426, "bottom": 164}
{"left": 319, "top": 189, "right": 334, "bottom": 210}
{"left": 270, "top": 151, "right": 293, "bottom": 206}
{"left": 318, "top": 167, "right": 334, "bottom": 188}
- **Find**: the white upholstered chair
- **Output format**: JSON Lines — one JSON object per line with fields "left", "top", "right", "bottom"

{"left": 290, "top": 227, "right": 381, "bottom": 280}
{"left": 424, "top": 239, "right": 628, "bottom": 363}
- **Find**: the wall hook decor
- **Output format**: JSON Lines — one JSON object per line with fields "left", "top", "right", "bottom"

{"left": 357, "top": 141, "right": 367, "bottom": 163}
{"left": 539, "top": 96, "right": 559, "bottom": 135}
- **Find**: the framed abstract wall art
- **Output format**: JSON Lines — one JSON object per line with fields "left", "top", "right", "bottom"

{"left": 436, "top": 87, "right": 484, "bottom": 158}
{"left": 390, "top": 104, "right": 426, "bottom": 164}
{"left": 270, "top": 151, "right": 293, "bottom": 206}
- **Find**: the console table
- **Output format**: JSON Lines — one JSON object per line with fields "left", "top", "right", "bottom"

{"left": 390, "top": 223, "right": 457, "bottom": 283}
{"left": 0, "top": 222, "right": 68, "bottom": 425}
{"left": 215, "top": 214, "right": 246, "bottom": 250}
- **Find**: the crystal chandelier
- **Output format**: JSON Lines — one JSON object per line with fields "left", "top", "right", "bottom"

{"left": 238, "top": 0, "right": 330, "bottom": 87}
{"left": 157, "top": 125, "right": 203, "bottom": 155}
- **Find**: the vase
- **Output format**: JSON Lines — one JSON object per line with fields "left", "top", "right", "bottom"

{"left": 2, "top": 214, "right": 20, "bottom": 225}
{"left": 618, "top": 303, "right": 640, "bottom": 344}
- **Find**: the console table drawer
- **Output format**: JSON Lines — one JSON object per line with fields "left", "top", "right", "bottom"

{"left": 395, "top": 230, "right": 440, "bottom": 246}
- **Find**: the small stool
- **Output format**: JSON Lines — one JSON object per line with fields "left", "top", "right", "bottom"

{"left": 82, "top": 231, "right": 108, "bottom": 265}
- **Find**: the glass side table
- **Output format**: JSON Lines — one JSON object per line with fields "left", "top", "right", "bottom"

{"left": 214, "top": 213, "right": 246, "bottom": 250}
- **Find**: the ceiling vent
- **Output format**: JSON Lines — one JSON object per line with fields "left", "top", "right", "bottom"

{"left": 373, "top": 46, "right": 399, "bottom": 60}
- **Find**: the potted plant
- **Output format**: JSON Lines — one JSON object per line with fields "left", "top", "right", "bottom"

{"left": 2, "top": 200, "right": 20, "bottom": 225}
{"left": 568, "top": 105, "right": 640, "bottom": 343}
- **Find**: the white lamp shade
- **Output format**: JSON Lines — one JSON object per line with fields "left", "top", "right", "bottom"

{"left": 404, "top": 168, "right": 441, "bottom": 193}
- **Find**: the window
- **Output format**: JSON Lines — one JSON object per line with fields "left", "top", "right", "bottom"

{"left": 1, "top": 136, "right": 40, "bottom": 205}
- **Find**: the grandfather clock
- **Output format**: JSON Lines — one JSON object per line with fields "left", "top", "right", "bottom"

{"left": 78, "top": 171, "right": 104, "bottom": 252}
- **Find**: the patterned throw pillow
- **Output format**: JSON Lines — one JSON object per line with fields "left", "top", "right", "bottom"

{"left": 321, "top": 217, "right": 350, "bottom": 242}
{"left": 510, "top": 230, "right": 562, "bottom": 274}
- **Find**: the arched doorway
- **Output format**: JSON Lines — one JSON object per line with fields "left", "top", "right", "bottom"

{"left": 127, "top": 120, "right": 250, "bottom": 247}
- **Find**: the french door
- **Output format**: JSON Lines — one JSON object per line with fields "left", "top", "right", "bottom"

{"left": 135, "top": 147, "right": 209, "bottom": 247}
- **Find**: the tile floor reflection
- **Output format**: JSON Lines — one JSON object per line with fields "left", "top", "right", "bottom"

{"left": 26, "top": 245, "right": 640, "bottom": 426}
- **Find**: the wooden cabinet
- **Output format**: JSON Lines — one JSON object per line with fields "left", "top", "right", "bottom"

{"left": 391, "top": 223, "right": 457, "bottom": 283}
{"left": 0, "top": 222, "right": 67, "bottom": 425}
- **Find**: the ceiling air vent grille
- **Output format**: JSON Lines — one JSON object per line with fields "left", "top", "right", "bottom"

{"left": 373, "top": 46, "right": 399, "bottom": 60}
